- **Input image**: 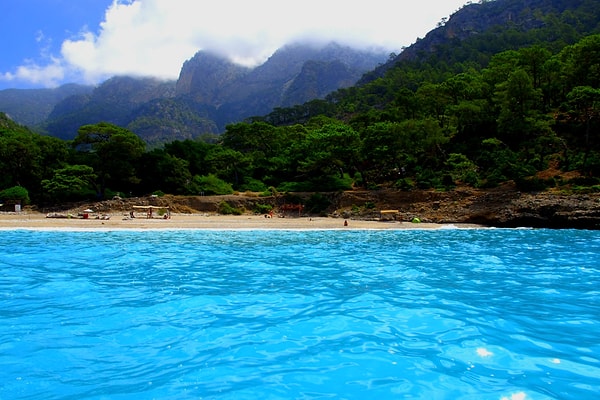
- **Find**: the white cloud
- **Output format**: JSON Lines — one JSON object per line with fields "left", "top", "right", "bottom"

{"left": 10, "top": 0, "right": 469, "bottom": 87}
{"left": 1, "top": 57, "right": 66, "bottom": 88}
{"left": 0, "top": 29, "right": 67, "bottom": 87}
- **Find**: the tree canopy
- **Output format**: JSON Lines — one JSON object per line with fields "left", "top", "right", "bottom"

{"left": 1, "top": 31, "right": 600, "bottom": 206}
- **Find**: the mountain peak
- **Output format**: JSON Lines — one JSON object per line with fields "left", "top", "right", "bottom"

{"left": 175, "top": 50, "right": 251, "bottom": 102}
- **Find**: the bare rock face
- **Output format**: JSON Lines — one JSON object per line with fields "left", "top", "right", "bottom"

{"left": 174, "top": 43, "right": 387, "bottom": 128}
{"left": 175, "top": 51, "right": 250, "bottom": 104}
{"left": 330, "top": 184, "right": 600, "bottom": 229}
{"left": 471, "top": 192, "right": 600, "bottom": 229}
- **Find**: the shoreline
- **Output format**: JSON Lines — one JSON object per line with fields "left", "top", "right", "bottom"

{"left": 0, "top": 212, "right": 484, "bottom": 231}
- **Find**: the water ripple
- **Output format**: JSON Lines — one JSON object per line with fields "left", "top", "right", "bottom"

{"left": 1, "top": 229, "right": 599, "bottom": 399}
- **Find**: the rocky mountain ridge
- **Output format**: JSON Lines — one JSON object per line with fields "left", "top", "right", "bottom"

{"left": 0, "top": 83, "right": 93, "bottom": 127}
{"left": 3, "top": 0, "right": 599, "bottom": 145}
{"left": 0, "top": 42, "right": 386, "bottom": 144}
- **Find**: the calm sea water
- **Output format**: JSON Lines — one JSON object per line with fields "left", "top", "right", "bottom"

{"left": 1, "top": 228, "right": 599, "bottom": 400}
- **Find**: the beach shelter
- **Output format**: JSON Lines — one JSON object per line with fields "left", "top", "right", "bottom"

{"left": 132, "top": 205, "right": 170, "bottom": 219}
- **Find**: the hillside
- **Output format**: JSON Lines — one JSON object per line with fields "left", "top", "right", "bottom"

{"left": 0, "top": 42, "right": 386, "bottom": 144}
{"left": 3, "top": 0, "right": 599, "bottom": 145}
{"left": 0, "top": 84, "right": 93, "bottom": 127}
{"left": 360, "top": 0, "right": 600, "bottom": 83}
{"left": 43, "top": 77, "right": 177, "bottom": 141}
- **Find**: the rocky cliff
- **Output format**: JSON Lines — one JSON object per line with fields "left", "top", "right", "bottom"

{"left": 33, "top": 42, "right": 386, "bottom": 141}
{"left": 176, "top": 42, "right": 387, "bottom": 128}
{"left": 335, "top": 185, "right": 600, "bottom": 229}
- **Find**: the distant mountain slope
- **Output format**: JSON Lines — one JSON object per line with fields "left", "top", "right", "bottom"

{"left": 1, "top": 42, "right": 385, "bottom": 143}
{"left": 258, "top": 0, "right": 600, "bottom": 127}
{"left": 280, "top": 59, "right": 358, "bottom": 107}
{"left": 175, "top": 42, "right": 387, "bottom": 128}
{"left": 175, "top": 52, "right": 250, "bottom": 103}
{"left": 43, "top": 76, "right": 177, "bottom": 141}
{"left": 0, "top": 84, "right": 93, "bottom": 127}
{"left": 10, "top": 0, "right": 598, "bottom": 145}
{"left": 360, "top": 0, "right": 600, "bottom": 83}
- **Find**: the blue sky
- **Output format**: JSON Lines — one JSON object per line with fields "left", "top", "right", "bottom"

{"left": 1, "top": 0, "right": 113, "bottom": 88}
{"left": 1, "top": 0, "right": 469, "bottom": 90}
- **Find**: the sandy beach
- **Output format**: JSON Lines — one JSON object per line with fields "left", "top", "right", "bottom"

{"left": 0, "top": 211, "right": 482, "bottom": 230}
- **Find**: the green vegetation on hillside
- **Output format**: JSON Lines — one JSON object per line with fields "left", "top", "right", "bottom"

{"left": 1, "top": 6, "right": 600, "bottom": 206}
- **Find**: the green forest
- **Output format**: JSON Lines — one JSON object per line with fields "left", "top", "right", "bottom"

{"left": 1, "top": 24, "right": 600, "bottom": 208}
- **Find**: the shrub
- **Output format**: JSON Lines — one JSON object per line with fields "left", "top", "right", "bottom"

{"left": 363, "top": 201, "right": 376, "bottom": 209}
{"left": 415, "top": 172, "right": 441, "bottom": 189}
{"left": 253, "top": 203, "right": 273, "bottom": 214}
{"left": 277, "top": 181, "right": 313, "bottom": 192}
{"left": 395, "top": 178, "right": 415, "bottom": 190}
{"left": 239, "top": 178, "right": 267, "bottom": 193}
{"left": 572, "top": 185, "right": 600, "bottom": 193}
{"left": 353, "top": 172, "right": 363, "bottom": 187}
{"left": 217, "top": 201, "right": 243, "bottom": 215}
{"left": 260, "top": 186, "right": 279, "bottom": 197}
{"left": 442, "top": 174, "right": 455, "bottom": 189}
{"left": 305, "top": 193, "right": 331, "bottom": 214}
{"left": 446, "top": 153, "right": 479, "bottom": 186}
{"left": 463, "top": 170, "right": 480, "bottom": 186}
{"left": 479, "top": 170, "right": 507, "bottom": 188}
{"left": 567, "top": 176, "right": 600, "bottom": 186}
{"left": 194, "top": 174, "right": 234, "bottom": 195}
{"left": 0, "top": 186, "right": 30, "bottom": 205}
{"left": 277, "top": 174, "right": 353, "bottom": 192}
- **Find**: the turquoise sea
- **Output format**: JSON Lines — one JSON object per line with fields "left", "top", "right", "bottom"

{"left": 1, "top": 228, "right": 599, "bottom": 399}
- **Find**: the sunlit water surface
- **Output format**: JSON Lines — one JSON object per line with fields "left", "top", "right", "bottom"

{"left": 1, "top": 228, "right": 599, "bottom": 399}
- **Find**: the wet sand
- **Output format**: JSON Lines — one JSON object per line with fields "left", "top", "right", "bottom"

{"left": 0, "top": 212, "right": 484, "bottom": 230}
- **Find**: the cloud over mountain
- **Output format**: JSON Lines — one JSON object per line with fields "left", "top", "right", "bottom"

{"left": 1, "top": 0, "right": 468, "bottom": 88}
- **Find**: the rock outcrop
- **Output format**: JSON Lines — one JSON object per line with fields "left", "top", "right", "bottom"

{"left": 336, "top": 185, "right": 600, "bottom": 229}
